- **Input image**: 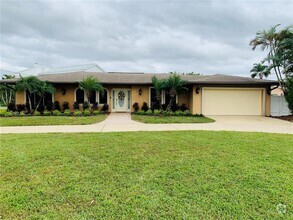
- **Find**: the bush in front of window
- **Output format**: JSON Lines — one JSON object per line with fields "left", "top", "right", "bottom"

{"left": 83, "top": 101, "right": 89, "bottom": 110}
{"left": 92, "top": 102, "right": 99, "bottom": 111}
{"left": 93, "top": 110, "right": 100, "bottom": 115}
{"left": 16, "top": 104, "right": 26, "bottom": 112}
{"left": 73, "top": 102, "right": 79, "bottom": 110}
{"left": 43, "top": 110, "right": 51, "bottom": 116}
{"left": 53, "top": 110, "right": 62, "bottom": 116}
{"left": 101, "top": 104, "right": 109, "bottom": 112}
{"left": 7, "top": 102, "right": 16, "bottom": 112}
{"left": 54, "top": 101, "right": 60, "bottom": 111}
{"left": 83, "top": 109, "right": 91, "bottom": 116}
{"left": 73, "top": 110, "right": 82, "bottom": 117}
{"left": 146, "top": 109, "right": 153, "bottom": 115}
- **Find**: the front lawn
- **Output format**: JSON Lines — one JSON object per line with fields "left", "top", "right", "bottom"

{"left": 132, "top": 114, "right": 215, "bottom": 123}
{"left": 1, "top": 131, "right": 292, "bottom": 219}
{"left": 0, "top": 115, "right": 107, "bottom": 126}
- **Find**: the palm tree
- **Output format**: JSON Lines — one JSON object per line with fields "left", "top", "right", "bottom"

{"left": 163, "top": 74, "right": 188, "bottom": 111}
{"left": 34, "top": 81, "right": 56, "bottom": 112}
{"left": 79, "top": 76, "right": 104, "bottom": 104}
{"left": 0, "top": 74, "right": 15, "bottom": 105}
{"left": 151, "top": 76, "right": 165, "bottom": 109}
{"left": 250, "top": 63, "right": 270, "bottom": 79}
{"left": 15, "top": 76, "right": 41, "bottom": 113}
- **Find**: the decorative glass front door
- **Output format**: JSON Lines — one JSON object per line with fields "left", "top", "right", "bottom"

{"left": 113, "top": 89, "right": 130, "bottom": 112}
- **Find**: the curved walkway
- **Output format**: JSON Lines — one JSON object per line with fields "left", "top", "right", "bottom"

{"left": 0, "top": 113, "right": 292, "bottom": 134}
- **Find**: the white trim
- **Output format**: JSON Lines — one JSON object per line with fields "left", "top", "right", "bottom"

{"left": 74, "top": 87, "right": 86, "bottom": 102}
{"left": 111, "top": 88, "right": 131, "bottom": 112}
{"left": 149, "top": 87, "right": 164, "bottom": 105}
{"left": 162, "top": 90, "right": 178, "bottom": 104}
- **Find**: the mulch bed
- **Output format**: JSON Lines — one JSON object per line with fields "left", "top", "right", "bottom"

{"left": 271, "top": 115, "right": 293, "bottom": 122}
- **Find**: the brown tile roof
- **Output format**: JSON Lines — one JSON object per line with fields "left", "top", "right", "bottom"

{"left": 0, "top": 72, "right": 278, "bottom": 86}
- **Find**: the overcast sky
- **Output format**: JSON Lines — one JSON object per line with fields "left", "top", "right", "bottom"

{"left": 1, "top": 0, "right": 292, "bottom": 78}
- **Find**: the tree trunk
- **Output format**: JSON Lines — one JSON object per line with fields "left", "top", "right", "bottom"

{"left": 166, "top": 95, "right": 176, "bottom": 112}
{"left": 35, "top": 96, "right": 43, "bottom": 113}
{"left": 27, "top": 93, "right": 33, "bottom": 114}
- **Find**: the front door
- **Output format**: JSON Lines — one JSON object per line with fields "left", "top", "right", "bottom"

{"left": 112, "top": 89, "right": 130, "bottom": 112}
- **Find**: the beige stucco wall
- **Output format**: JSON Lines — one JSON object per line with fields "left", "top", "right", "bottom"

{"left": 191, "top": 85, "right": 202, "bottom": 115}
{"left": 54, "top": 84, "right": 77, "bottom": 111}
{"left": 265, "top": 92, "right": 271, "bottom": 116}
{"left": 131, "top": 85, "right": 149, "bottom": 111}
{"left": 15, "top": 91, "right": 25, "bottom": 105}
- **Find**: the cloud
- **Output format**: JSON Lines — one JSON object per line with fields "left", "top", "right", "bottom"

{"left": 1, "top": 0, "right": 292, "bottom": 78}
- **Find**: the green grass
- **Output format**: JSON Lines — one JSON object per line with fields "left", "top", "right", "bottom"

{"left": 132, "top": 114, "right": 215, "bottom": 123}
{"left": 0, "top": 115, "right": 107, "bottom": 126}
{"left": 0, "top": 131, "right": 292, "bottom": 219}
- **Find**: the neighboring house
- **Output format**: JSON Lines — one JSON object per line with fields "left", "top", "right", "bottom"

{"left": 270, "top": 87, "right": 290, "bottom": 116}
{"left": 18, "top": 63, "right": 105, "bottom": 77}
{"left": 0, "top": 69, "right": 18, "bottom": 78}
{"left": 2, "top": 71, "right": 278, "bottom": 116}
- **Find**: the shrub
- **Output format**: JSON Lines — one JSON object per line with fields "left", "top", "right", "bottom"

{"left": 84, "top": 109, "right": 91, "bottom": 116}
{"left": 20, "top": 111, "right": 26, "bottom": 117}
{"left": 0, "top": 109, "right": 7, "bottom": 116}
{"left": 7, "top": 102, "right": 16, "bottom": 112}
{"left": 137, "top": 110, "right": 145, "bottom": 115}
{"left": 183, "top": 110, "right": 191, "bottom": 116}
{"left": 146, "top": 109, "right": 153, "bottom": 115}
{"left": 34, "top": 110, "right": 41, "bottom": 116}
{"left": 37, "top": 104, "right": 45, "bottom": 113}
{"left": 93, "top": 110, "right": 100, "bottom": 115}
{"left": 153, "top": 109, "right": 161, "bottom": 115}
{"left": 63, "top": 101, "right": 69, "bottom": 111}
{"left": 73, "top": 102, "right": 79, "bottom": 110}
{"left": 171, "top": 104, "right": 179, "bottom": 112}
{"left": 92, "top": 102, "right": 99, "bottom": 111}
{"left": 64, "top": 109, "right": 71, "bottom": 116}
{"left": 101, "top": 104, "right": 109, "bottom": 112}
{"left": 179, "top": 104, "right": 188, "bottom": 112}
{"left": 43, "top": 110, "right": 51, "bottom": 116}
{"left": 175, "top": 110, "right": 183, "bottom": 116}
{"left": 141, "top": 102, "right": 149, "bottom": 112}
{"left": 13, "top": 111, "right": 20, "bottom": 117}
{"left": 53, "top": 110, "right": 62, "bottom": 116}
{"left": 46, "top": 101, "right": 53, "bottom": 111}
{"left": 4, "top": 111, "right": 13, "bottom": 117}
{"left": 161, "top": 104, "right": 167, "bottom": 111}
{"left": 54, "top": 101, "right": 60, "bottom": 111}
{"left": 73, "top": 110, "right": 82, "bottom": 116}
{"left": 132, "top": 102, "right": 139, "bottom": 112}
{"left": 83, "top": 101, "right": 89, "bottom": 110}
{"left": 16, "top": 104, "right": 26, "bottom": 112}
{"left": 163, "top": 111, "right": 171, "bottom": 116}
{"left": 25, "top": 102, "right": 30, "bottom": 112}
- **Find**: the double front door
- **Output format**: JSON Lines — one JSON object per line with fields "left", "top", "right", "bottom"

{"left": 112, "top": 89, "right": 131, "bottom": 112}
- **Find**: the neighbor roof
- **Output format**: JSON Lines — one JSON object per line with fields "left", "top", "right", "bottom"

{"left": 0, "top": 72, "right": 278, "bottom": 86}
{"left": 44, "top": 64, "right": 105, "bottom": 74}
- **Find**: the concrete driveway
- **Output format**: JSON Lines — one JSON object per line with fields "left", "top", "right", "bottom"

{"left": 0, "top": 113, "right": 292, "bottom": 134}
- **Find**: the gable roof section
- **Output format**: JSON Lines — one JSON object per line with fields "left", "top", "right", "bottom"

{"left": 44, "top": 64, "right": 105, "bottom": 74}
{"left": 0, "top": 71, "right": 278, "bottom": 86}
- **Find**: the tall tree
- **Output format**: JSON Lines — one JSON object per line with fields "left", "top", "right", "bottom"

{"left": 0, "top": 74, "right": 15, "bottom": 105}
{"left": 151, "top": 76, "right": 165, "bottom": 109}
{"left": 250, "top": 24, "right": 293, "bottom": 92}
{"left": 163, "top": 74, "right": 188, "bottom": 111}
{"left": 250, "top": 63, "right": 270, "bottom": 79}
{"left": 15, "top": 76, "right": 55, "bottom": 113}
{"left": 79, "top": 76, "right": 104, "bottom": 105}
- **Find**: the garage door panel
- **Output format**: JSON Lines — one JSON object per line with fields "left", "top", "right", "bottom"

{"left": 202, "top": 88, "right": 263, "bottom": 115}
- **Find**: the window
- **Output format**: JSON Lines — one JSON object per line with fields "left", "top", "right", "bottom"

{"left": 76, "top": 89, "right": 84, "bottom": 103}
{"left": 163, "top": 90, "right": 177, "bottom": 105}
{"left": 150, "top": 88, "right": 161, "bottom": 109}
{"left": 89, "top": 91, "right": 96, "bottom": 104}
{"left": 99, "top": 89, "right": 108, "bottom": 104}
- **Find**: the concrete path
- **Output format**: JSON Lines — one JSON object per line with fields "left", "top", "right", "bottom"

{"left": 0, "top": 113, "right": 292, "bottom": 134}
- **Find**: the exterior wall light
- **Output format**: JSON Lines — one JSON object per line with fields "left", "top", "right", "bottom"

{"left": 139, "top": 88, "right": 143, "bottom": 96}
{"left": 196, "top": 86, "right": 200, "bottom": 94}
{"left": 62, "top": 88, "right": 67, "bottom": 95}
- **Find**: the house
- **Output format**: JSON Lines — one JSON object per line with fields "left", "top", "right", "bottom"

{"left": 1, "top": 70, "right": 278, "bottom": 116}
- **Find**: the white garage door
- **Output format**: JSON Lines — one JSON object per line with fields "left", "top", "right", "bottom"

{"left": 202, "top": 88, "right": 263, "bottom": 115}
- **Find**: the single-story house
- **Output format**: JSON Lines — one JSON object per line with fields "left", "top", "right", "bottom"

{"left": 1, "top": 72, "right": 278, "bottom": 116}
